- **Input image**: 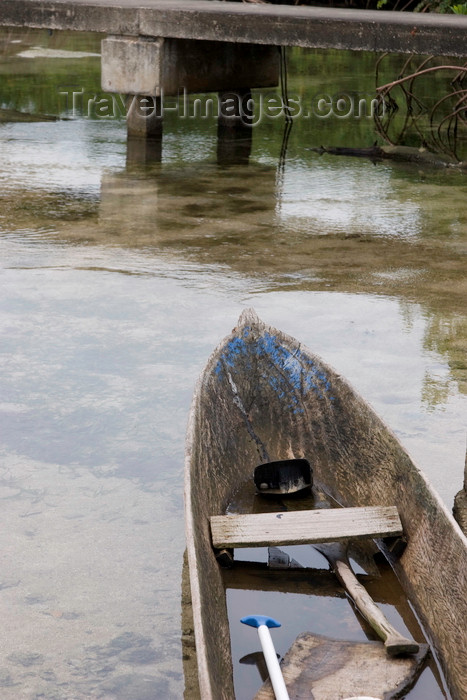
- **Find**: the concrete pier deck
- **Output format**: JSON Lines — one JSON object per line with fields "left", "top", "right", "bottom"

{"left": 1, "top": 0, "right": 466, "bottom": 57}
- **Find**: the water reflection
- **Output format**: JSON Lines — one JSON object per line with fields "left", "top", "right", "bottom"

{"left": 276, "top": 160, "right": 422, "bottom": 238}
{"left": 2, "top": 133, "right": 465, "bottom": 302}
{"left": 1, "top": 122, "right": 465, "bottom": 487}
{"left": 1, "top": 117, "right": 465, "bottom": 484}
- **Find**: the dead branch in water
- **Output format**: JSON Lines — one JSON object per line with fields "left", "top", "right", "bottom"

{"left": 375, "top": 56, "right": 467, "bottom": 161}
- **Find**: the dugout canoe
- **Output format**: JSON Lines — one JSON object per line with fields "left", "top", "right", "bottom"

{"left": 184, "top": 309, "right": 467, "bottom": 700}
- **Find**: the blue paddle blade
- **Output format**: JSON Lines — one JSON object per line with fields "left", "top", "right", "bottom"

{"left": 241, "top": 615, "right": 282, "bottom": 629}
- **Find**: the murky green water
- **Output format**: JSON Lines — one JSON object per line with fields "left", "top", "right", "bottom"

{"left": 0, "top": 27, "right": 465, "bottom": 699}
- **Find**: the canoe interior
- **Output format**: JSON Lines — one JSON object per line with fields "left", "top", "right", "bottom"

{"left": 222, "top": 482, "right": 445, "bottom": 699}
{"left": 185, "top": 309, "right": 467, "bottom": 700}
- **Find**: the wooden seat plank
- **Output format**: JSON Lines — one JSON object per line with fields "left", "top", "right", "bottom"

{"left": 210, "top": 506, "right": 402, "bottom": 549}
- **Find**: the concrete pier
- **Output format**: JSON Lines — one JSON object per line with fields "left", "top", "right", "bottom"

{"left": 100, "top": 34, "right": 278, "bottom": 151}
{"left": 100, "top": 35, "right": 278, "bottom": 145}
{"left": 2, "top": 0, "right": 465, "bottom": 159}
{"left": 101, "top": 37, "right": 278, "bottom": 97}
{"left": 1, "top": 0, "right": 466, "bottom": 57}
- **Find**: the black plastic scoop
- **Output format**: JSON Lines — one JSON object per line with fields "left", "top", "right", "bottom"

{"left": 254, "top": 458, "right": 312, "bottom": 496}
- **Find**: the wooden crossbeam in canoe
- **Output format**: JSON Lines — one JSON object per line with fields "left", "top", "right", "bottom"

{"left": 210, "top": 506, "right": 402, "bottom": 549}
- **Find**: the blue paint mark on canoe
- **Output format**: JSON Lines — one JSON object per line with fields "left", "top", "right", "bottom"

{"left": 215, "top": 328, "right": 334, "bottom": 412}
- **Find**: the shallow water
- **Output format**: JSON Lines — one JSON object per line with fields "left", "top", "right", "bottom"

{"left": 0, "top": 27, "right": 466, "bottom": 699}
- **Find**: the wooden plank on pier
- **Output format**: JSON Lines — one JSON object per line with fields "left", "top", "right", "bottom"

{"left": 210, "top": 505, "right": 402, "bottom": 549}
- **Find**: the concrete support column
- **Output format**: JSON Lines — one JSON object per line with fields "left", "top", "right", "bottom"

{"left": 126, "top": 134, "right": 163, "bottom": 165}
{"left": 101, "top": 35, "right": 279, "bottom": 162}
{"left": 126, "top": 95, "right": 163, "bottom": 163}
{"left": 102, "top": 37, "right": 165, "bottom": 161}
{"left": 126, "top": 95, "right": 163, "bottom": 139}
{"left": 217, "top": 89, "right": 253, "bottom": 165}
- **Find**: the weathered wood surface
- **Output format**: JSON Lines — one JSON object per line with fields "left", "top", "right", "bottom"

{"left": 1, "top": 0, "right": 467, "bottom": 57}
{"left": 453, "top": 447, "right": 467, "bottom": 536}
{"left": 185, "top": 309, "right": 467, "bottom": 700}
{"left": 315, "top": 541, "right": 418, "bottom": 656}
{"left": 211, "top": 506, "right": 402, "bottom": 549}
{"left": 181, "top": 551, "right": 201, "bottom": 700}
{"left": 253, "top": 632, "right": 429, "bottom": 700}
{"left": 454, "top": 489, "right": 467, "bottom": 536}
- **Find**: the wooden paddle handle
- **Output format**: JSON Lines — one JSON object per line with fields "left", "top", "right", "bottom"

{"left": 333, "top": 558, "right": 419, "bottom": 656}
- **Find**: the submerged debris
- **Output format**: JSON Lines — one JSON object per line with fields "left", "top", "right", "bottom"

{"left": 310, "top": 143, "right": 467, "bottom": 169}
{"left": 0, "top": 107, "right": 60, "bottom": 123}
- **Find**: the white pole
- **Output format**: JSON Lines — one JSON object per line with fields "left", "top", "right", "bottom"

{"left": 240, "top": 615, "right": 290, "bottom": 700}
{"left": 256, "top": 623, "right": 290, "bottom": 700}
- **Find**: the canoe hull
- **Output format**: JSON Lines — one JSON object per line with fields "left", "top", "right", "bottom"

{"left": 185, "top": 309, "right": 467, "bottom": 700}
